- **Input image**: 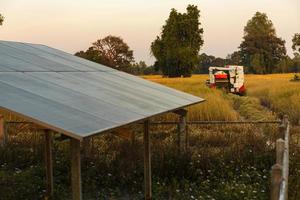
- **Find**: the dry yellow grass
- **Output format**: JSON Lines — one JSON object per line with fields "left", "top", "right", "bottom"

{"left": 143, "top": 75, "right": 239, "bottom": 121}
{"left": 143, "top": 73, "right": 300, "bottom": 123}
{"left": 246, "top": 74, "right": 300, "bottom": 123}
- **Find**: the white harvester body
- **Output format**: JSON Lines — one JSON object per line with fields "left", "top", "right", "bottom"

{"left": 208, "top": 65, "right": 246, "bottom": 95}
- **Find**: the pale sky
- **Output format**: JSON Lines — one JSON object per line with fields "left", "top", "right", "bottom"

{"left": 0, "top": 0, "right": 299, "bottom": 65}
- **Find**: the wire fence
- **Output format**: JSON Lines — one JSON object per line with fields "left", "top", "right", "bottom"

{"left": 0, "top": 118, "right": 289, "bottom": 199}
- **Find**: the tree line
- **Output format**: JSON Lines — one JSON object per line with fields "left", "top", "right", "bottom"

{"left": 1, "top": 7, "right": 299, "bottom": 76}
{"left": 74, "top": 7, "right": 300, "bottom": 76}
{"left": 153, "top": 9, "right": 299, "bottom": 75}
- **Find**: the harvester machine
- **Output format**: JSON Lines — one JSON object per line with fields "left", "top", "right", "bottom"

{"left": 206, "top": 65, "right": 246, "bottom": 95}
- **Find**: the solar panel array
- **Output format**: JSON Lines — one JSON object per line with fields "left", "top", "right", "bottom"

{"left": 0, "top": 41, "right": 204, "bottom": 139}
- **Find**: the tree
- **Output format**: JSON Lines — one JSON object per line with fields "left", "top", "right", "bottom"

{"left": 290, "top": 34, "right": 300, "bottom": 73}
{"left": 226, "top": 51, "right": 242, "bottom": 66}
{"left": 199, "top": 53, "right": 216, "bottom": 70}
{"left": 239, "top": 12, "right": 286, "bottom": 74}
{"left": 123, "top": 61, "right": 159, "bottom": 75}
{"left": 151, "top": 5, "right": 204, "bottom": 77}
{"left": 291, "top": 56, "right": 300, "bottom": 73}
{"left": 127, "top": 61, "right": 147, "bottom": 75}
{"left": 0, "top": 14, "right": 4, "bottom": 26}
{"left": 195, "top": 53, "right": 214, "bottom": 73}
{"left": 250, "top": 53, "right": 265, "bottom": 74}
{"left": 292, "top": 33, "right": 300, "bottom": 55}
{"left": 275, "top": 56, "right": 292, "bottom": 73}
{"left": 195, "top": 53, "right": 227, "bottom": 74}
{"left": 75, "top": 35, "right": 134, "bottom": 72}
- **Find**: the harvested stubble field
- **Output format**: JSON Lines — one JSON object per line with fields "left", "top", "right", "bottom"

{"left": 0, "top": 74, "right": 299, "bottom": 200}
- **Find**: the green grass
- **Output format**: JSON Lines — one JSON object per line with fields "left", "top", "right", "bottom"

{"left": 0, "top": 124, "right": 277, "bottom": 200}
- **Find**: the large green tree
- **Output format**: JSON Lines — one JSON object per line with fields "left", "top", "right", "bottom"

{"left": 75, "top": 35, "right": 134, "bottom": 72}
{"left": 151, "top": 5, "right": 204, "bottom": 77}
{"left": 0, "top": 14, "right": 4, "bottom": 25}
{"left": 239, "top": 12, "right": 286, "bottom": 74}
{"left": 292, "top": 33, "right": 300, "bottom": 55}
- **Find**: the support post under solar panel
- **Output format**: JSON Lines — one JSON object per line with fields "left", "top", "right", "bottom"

{"left": 71, "top": 138, "right": 82, "bottom": 200}
{"left": 173, "top": 109, "right": 188, "bottom": 153}
{"left": 0, "top": 115, "right": 6, "bottom": 146}
{"left": 144, "top": 120, "right": 152, "bottom": 200}
{"left": 44, "top": 129, "right": 54, "bottom": 198}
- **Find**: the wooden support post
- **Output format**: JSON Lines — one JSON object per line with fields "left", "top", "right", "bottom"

{"left": 71, "top": 138, "right": 82, "bottom": 200}
{"left": 44, "top": 130, "right": 54, "bottom": 198}
{"left": 276, "top": 139, "right": 284, "bottom": 166}
{"left": 174, "top": 109, "right": 188, "bottom": 153}
{"left": 144, "top": 120, "right": 152, "bottom": 200}
{"left": 0, "top": 115, "right": 6, "bottom": 146}
{"left": 271, "top": 164, "right": 282, "bottom": 200}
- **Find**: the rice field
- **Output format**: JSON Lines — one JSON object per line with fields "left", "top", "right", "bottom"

{"left": 143, "top": 74, "right": 300, "bottom": 123}
{"left": 246, "top": 74, "right": 300, "bottom": 124}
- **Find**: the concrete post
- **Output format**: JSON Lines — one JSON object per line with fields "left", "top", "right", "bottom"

{"left": 276, "top": 139, "right": 285, "bottom": 166}
{"left": 271, "top": 164, "right": 282, "bottom": 200}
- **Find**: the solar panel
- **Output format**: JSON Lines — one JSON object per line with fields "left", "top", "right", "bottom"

{"left": 0, "top": 40, "right": 204, "bottom": 139}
